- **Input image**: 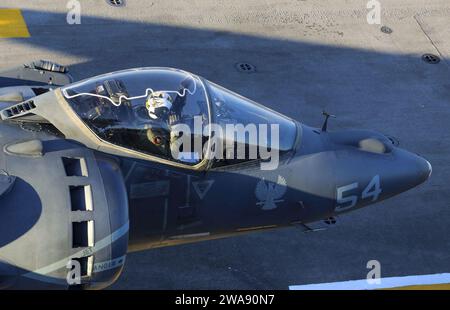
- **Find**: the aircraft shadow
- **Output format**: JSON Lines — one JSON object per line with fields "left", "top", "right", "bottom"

{"left": 9, "top": 9, "right": 450, "bottom": 133}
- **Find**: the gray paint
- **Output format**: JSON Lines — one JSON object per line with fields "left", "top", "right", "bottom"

{"left": 0, "top": 62, "right": 431, "bottom": 289}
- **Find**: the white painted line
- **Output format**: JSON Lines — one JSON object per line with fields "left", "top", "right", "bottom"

{"left": 289, "top": 273, "right": 450, "bottom": 290}
{"left": 23, "top": 221, "right": 129, "bottom": 282}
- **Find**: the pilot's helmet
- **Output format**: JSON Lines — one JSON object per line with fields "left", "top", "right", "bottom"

{"left": 146, "top": 91, "right": 173, "bottom": 120}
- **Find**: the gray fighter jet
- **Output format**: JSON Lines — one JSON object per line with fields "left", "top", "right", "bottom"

{"left": 0, "top": 61, "right": 431, "bottom": 289}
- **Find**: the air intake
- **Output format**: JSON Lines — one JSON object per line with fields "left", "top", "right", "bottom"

{"left": 1, "top": 100, "right": 36, "bottom": 119}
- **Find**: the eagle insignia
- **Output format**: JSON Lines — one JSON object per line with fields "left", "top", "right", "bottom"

{"left": 255, "top": 175, "right": 287, "bottom": 210}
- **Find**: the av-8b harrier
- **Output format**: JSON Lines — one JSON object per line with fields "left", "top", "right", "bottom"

{"left": 0, "top": 61, "right": 431, "bottom": 289}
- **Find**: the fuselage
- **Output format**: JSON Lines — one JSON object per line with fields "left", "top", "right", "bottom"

{"left": 0, "top": 67, "right": 431, "bottom": 289}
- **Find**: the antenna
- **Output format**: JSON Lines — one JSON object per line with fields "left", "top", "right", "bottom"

{"left": 321, "top": 110, "right": 336, "bottom": 132}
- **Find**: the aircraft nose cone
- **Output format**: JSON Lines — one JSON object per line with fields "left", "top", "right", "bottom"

{"left": 384, "top": 150, "right": 432, "bottom": 196}
{"left": 400, "top": 152, "right": 432, "bottom": 189}
{"left": 416, "top": 155, "right": 432, "bottom": 184}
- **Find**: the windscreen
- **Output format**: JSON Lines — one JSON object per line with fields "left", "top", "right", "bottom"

{"left": 205, "top": 81, "right": 297, "bottom": 168}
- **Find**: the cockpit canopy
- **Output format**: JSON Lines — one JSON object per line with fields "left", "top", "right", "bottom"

{"left": 61, "top": 67, "right": 297, "bottom": 167}
{"left": 62, "top": 68, "right": 208, "bottom": 164}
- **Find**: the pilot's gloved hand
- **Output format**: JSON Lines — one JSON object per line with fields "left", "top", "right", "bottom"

{"left": 169, "top": 113, "right": 180, "bottom": 125}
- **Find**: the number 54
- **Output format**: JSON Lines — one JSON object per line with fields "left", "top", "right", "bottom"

{"left": 336, "top": 175, "right": 381, "bottom": 211}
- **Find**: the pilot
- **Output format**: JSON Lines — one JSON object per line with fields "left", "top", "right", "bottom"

{"left": 144, "top": 91, "right": 197, "bottom": 163}
{"left": 146, "top": 91, "right": 173, "bottom": 121}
